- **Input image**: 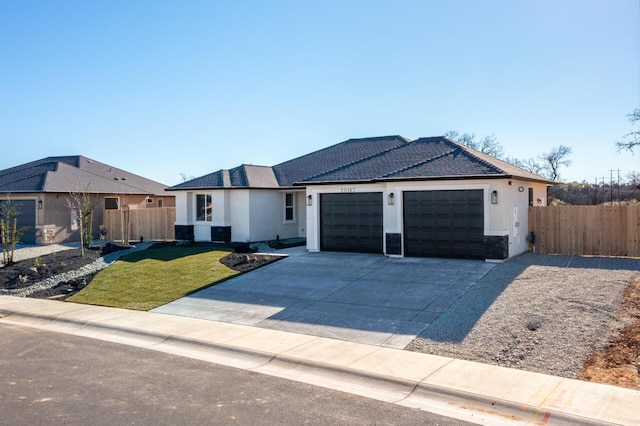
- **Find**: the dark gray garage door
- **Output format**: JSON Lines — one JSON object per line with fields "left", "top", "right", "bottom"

{"left": 0, "top": 199, "right": 36, "bottom": 244}
{"left": 320, "top": 192, "right": 383, "bottom": 254}
{"left": 404, "top": 190, "right": 484, "bottom": 259}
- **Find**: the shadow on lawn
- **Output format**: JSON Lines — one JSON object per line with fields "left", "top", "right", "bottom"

{"left": 116, "top": 242, "right": 238, "bottom": 263}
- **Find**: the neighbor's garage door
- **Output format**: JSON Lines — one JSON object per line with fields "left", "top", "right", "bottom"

{"left": 320, "top": 192, "right": 383, "bottom": 254}
{"left": 0, "top": 199, "right": 36, "bottom": 244}
{"left": 404, "top": 190, "right": 484, "bottom": 259}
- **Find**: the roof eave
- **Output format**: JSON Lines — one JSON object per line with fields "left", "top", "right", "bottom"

{"left": 297, "top": 174, "right": 556, "bottom": 186}
{"left": 166, "top": 185, "right": 283, "bottom": 191}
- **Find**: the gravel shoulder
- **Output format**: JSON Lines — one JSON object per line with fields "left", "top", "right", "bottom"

{"left": 406, "top": 253, "right": 640, "bottom": 380}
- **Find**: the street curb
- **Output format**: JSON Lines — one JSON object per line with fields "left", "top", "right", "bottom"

{"left": 0, "top": 305, "right": 625, "bottom": 425}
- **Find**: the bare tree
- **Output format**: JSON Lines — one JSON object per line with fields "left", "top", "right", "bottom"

{"left": 179, "top": 173, "right": 195, "bottom": 182}
{"left": 540, "top": 145, "right": 573, "bottom": 182}
{"left": 446, "top": 130, "right": 572, "bottom": 181}
{"left": 616, "top": 108, "right": 640, "bottom": 153}
{"left": 67, "top": 191, "right": 100, "bottom": 257}
{"left": 505, "top": 156, "right": 546, "bottom": 176}
{"left": 445, "top": 131, "right": 505, "bottom": 158}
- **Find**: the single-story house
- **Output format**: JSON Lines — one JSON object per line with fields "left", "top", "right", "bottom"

{"left": 0, "top": 156, "right": 175, "bottom": 244}
{"left": 169, "top": 136, "right": 553, "bottom": 260}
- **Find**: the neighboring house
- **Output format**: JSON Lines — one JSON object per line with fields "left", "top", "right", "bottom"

{"left": 169, "top": 136, "right": 553, "bottom": 261}
{"left": 0, "top": 156, "right": 175, "bottom": 244}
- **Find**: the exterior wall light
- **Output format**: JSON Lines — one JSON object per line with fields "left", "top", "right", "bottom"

{"left": 38, "top": 199, "right": 43, "bottom": 209}
{"left": 387, "top": 192, "right": 395, "bottom": 205}
{"left": 491, "top": 190, "right": 498, "bottom": 204}
{"left": 306, "top": 194, "right": 312, "bottom": 206}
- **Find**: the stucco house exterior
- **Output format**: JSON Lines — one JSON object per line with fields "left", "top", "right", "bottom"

{"left": 0, "top": 156, "right": 175, "bottom": 244}
{"left": 169, "top": 136, "right": 553, "bottom": 261}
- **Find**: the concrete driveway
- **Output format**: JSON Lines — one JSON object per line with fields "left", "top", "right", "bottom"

{"left": 152, "top": 247, "right": 496, "bottom": 348}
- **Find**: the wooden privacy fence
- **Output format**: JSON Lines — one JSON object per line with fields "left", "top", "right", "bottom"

{"left": 528, "top": 206, "right": 640, "bottom": 257}
{"left": 104, "top": 207, "right": 175, "bottom": 242}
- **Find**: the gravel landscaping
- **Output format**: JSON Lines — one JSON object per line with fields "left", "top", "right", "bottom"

{"left": 407, "top": 252, "right": 640, "bottom": 380}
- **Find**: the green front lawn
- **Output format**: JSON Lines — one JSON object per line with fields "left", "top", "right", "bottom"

{"left": 66, "top": 246, "right": 239, "bottom": 310}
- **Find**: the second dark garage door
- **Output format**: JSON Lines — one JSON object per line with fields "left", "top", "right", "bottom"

{"left": 404, "top": 190, "right": 484, "bottom": 259}
{"left": 320, "top": 192, "right": 383, "bottom": 254}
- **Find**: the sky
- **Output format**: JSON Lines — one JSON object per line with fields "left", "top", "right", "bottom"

{"left": 1, "top": 1, "right": 639, "bottom": 186}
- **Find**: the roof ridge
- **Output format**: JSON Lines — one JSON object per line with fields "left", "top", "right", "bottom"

{"left": 379, "top": 146, "right": 458, "bottom": 178}
{"left": 301, "top": 141, "right": 410, "bottom": 182}
{"left": 0, "top": 170, "right": 46, "bottom": 190}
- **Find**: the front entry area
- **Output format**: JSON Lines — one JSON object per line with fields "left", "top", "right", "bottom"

{"left": 403, "top": 190, "right": 484, "bottom": 259}
{"left": 320, "top": 192, "right": 383, "bottom": 254}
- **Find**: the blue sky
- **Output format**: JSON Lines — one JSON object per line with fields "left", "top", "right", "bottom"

{"left": 1, "top": 1, "right": 639, "bottom": 186}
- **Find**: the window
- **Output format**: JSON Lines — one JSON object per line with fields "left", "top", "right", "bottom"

{"left": 284, "top": 193, "right": 295, "bottom": 223}
{"left": 157, "top": 198, "right": 164, "bottom": 208}
{"left": 196, "top": 194, "right": 212, "bottom": 221}
{"left": 528, "top": 188, "right": 534, "bottom": 207}
{"left": 105, "top": 197, "right": 119, "bottom": 210}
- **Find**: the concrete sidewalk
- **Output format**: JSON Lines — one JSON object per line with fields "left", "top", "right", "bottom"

{"left": 1, "top": 297, "right": 638, "bottom": 425}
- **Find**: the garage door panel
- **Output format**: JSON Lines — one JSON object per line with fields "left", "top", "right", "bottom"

{"left": 403, "top": 190, "right": 484, "bottom": 259}
{"left": 0, "top": 199, "right": 36, "bottom": 244}
{"left": 321, "top": 193, "right": 383, "bottom": 254}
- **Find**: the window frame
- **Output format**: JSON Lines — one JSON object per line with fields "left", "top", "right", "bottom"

{"left": 283, "top": 192, "right": 296, "bottom": 224}
{"left": 105, "top": 197, "right": 119, "bottom": 210}
{"left": 195, "top": 193, "right": 213, "bottom": 222}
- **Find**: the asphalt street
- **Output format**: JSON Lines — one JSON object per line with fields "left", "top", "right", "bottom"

{"left": 0, "top": 323, "right": 472, "bottom": 425}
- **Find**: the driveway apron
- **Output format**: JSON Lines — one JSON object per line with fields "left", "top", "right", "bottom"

{"left": 152, "top": 247, "right": 496, "bottom": 348}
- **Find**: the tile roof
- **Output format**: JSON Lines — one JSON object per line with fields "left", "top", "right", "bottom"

{"left": 0, "top": 156, "right": 169, "bottom": 195}
{"left": 169, "top": 135, "right": 553, "bottom": 190}
{"left": 169, "top": 164, "right": 278, "bottom": 190}
{"left": 272, "top": 135, "right": 411, "bottom": 186}
{"left": 299, "top": 137, "right": 552, "bottom": 184}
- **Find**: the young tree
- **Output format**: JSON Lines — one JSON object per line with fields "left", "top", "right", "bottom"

{"left": 67, "top": 191, "right": 100, "bottom": 257}
{"left": 616, "top": 108, "right": 640, "bottom": 153}
{"left": 0, "top": 194, "right": 29, "bottom": 266}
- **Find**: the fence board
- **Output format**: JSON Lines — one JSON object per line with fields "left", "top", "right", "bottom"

{"left": 104, "top": 207, "right": 175, "bottom": 242}
{"left": 528, "top": 205, "right": 640, "bottom": 257}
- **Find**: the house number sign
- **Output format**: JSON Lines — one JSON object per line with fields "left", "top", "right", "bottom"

{"left": 340, "top": 188, "right": 356, "bottom": 193}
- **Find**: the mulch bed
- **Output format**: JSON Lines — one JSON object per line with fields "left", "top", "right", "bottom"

{"left": 1, "top": 242, "right": 282, "bottom": 300}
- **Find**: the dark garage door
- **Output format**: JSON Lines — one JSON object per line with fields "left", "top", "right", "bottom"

{"left": 320, "top": 192, "right": 383, "bottom": 254}
{"left": 0, "top": 199, "right": 36, "bottom": 244}
{"left": 404, "top": 190, "right": 484, "bottom": 259}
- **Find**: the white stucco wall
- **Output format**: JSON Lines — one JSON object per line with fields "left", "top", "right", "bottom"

{"left": 247, "top": 189, "right": 305, "bottom": 242}
{"left": 173, "top": 191, "right": 190, "bottom": 225}
{"left": 306, "top": 179, "right": 549, "bottom": 259}
{"left": 173, "top": 188, "right": 307, "bottom": 243}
